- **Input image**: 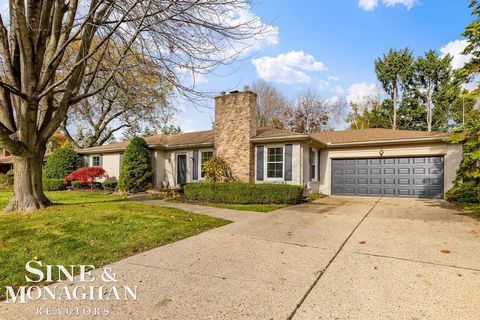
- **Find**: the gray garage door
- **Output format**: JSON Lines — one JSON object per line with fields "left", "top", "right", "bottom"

{"left": 332, "top": 157, "right": 444, "bottom": 198}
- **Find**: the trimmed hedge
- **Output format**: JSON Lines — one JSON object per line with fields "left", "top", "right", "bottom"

{"left": 183, "top": 182, "right": 304, "bottom": 204}
{"left": 42, "top": 178, "right": 66, "bottom": 191}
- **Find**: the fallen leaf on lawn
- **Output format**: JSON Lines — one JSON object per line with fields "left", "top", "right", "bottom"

{"left": 358, "top": 241, "right": 366, "bottom": 244}
{"left": 441, "top": 249, "right": 450, "bottom": 254}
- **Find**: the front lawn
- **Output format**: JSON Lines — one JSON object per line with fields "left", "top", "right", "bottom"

{"left": 0, "top": 190, "right": 229, "bottom": 300}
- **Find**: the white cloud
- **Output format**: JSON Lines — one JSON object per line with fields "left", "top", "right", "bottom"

{"left": 318, "top": 78, "right": 344, "bottom": 94}
{"left": 359, "top": 0, "right": 417, "bottom": 11}
{"left": 383, "top": 0, "right": 418, "bottom": 10}
{"left": 252, "top": 51, "right": 327, "bottom": 84}
{"left": 333, "top": 85, "right": 345, "bottom": 94}
{"left": 328, "top": 76, "right": 340, "bottom": 81}
{"left": 358, "top": 0, "right": 378, "bottom": 11}
{"left": 440, "top": 39, "right": 472, "bottom": 70}
{"left": 347, "top": 83, "right": 377, "bottom": 104}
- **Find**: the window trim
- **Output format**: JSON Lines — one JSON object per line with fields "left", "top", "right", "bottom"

{"left": 310, "top": 148, "right": 318, "bottom": 181}
{"left": 198, "top": 149, "right": 214, "bottom": 180}
{"left": 91, "top": 154, "right": 102, "bottom": 167}
{"left": 264, "top": 145, "right": 285, "bottom": 181}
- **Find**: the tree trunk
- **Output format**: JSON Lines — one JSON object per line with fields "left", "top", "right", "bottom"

{"left": 4, "top": 147, "right": 52, "bottom": 212}
{"left": 392, "top": 88, "right": 397, "bottom": 130}
{"left": 426, "top": 86, "right": 433, "bottom": 132}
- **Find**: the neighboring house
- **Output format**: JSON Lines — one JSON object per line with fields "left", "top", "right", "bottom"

{"left": 78, "top": 89, "right": 463, "bottom": 199}
{"left": 0, "top": 149, "right": 13, "bottom": 174}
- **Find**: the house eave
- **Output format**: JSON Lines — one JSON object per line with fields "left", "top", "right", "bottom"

{"left": 250, "top": 135, "right": 310, "bottom": 143}
{"left": 324, "top": 136, "right": 449, "bottom": 148}
{"left": 78, "top": 142, "right": 215, "bottom": 154}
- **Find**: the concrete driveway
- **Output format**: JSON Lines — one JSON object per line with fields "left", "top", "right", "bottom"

{"left": 1, "top": 197, "right": 479, "bottom": 319}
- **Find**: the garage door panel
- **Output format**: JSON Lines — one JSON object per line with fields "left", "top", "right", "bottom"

{"left": 413, "top": 168, "right": 425, "bottom": 174}
{"left": 332, "top": 156, "right": 444, "bottom": 199}
{"left": 357, "top": 178, "right": 368, "bottom": 184}
{"left": 413, "top": 189, "right": 427, "bottom": 196}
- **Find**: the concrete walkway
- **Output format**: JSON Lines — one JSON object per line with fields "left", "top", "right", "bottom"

{"left": 1, "top": 197, "right": 479, "bottom": 319}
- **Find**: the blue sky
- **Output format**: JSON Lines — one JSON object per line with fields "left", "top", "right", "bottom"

{"left": 175, "top": 0, "right": 474, "bottom": 132}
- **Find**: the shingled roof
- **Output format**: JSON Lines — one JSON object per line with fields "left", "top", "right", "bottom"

{"left": 309, "top": 128, "right": 450, "bottom": 145}
{"left": 78, "top": 127, "right": 451, "bottom": 154}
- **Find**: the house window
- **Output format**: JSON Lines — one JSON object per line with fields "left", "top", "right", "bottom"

{"left": 266, "top": 147, "right": 284, "bottom": 179}
{"left": 310, "top": 149, "right": 318, "bottom": 181}
{"left": 92, "top": 155, "right": 101, "bottom": 167}
{"left": 200, "top": 151, "right": 214, "bottom": 178}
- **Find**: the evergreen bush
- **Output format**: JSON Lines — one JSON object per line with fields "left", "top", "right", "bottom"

{"left": 117, "top": 137, "right": 153, "bottom": 192}
{"left": 43, "top": 143, "right": 80, "bottom": 179}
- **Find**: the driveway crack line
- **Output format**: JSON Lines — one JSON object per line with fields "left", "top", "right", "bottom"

{"left": 127, "top": 262, "right": 230, "bottom": 280}
{"left": 286, "top": 197, "right": 382, "bottom": 320}
{"left": 245, "top": 235, "right": 328, "bottom": 250}
{"left": 352, "top": 251, "right": 480, "bottom": 273}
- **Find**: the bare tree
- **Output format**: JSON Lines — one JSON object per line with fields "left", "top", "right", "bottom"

{"left": 0, "top": 0, "right": 269, "bottom": 211}
{"left": 283, "top": 90, "right": 340, "bottom": 133}
{"left": 251, "top": 80, "right": 290, "bottom": 127}
{"left": 62, "top": 48, "right": 173, "bottom": 148}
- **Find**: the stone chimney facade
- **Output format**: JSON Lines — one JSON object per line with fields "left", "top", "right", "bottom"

{"left": 214, "top": 90, "right": 257, "bottom": 182}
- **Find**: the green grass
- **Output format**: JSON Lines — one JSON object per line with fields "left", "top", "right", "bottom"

{"left": 166, "top": 196, "right": 287, "bottom": 213}
{"left": 306, "top": 193, "right": 326, "bottom": 202}
{"left": 0, "top": 190, "right": 229, "bottom": 300}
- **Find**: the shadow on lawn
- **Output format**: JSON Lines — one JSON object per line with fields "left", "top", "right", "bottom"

{"left": 49, "top": 198, "right": 127, "bottom": 206}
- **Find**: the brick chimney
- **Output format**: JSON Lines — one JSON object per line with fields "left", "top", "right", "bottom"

{"left": 214, "top": 88, "right": 257, "bottom": 182}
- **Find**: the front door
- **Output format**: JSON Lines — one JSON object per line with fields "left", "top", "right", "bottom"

{"left": 177, "top": 154, "right": 187, "bottom": 186}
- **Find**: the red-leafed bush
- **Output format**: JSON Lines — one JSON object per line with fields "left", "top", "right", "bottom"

{"left": 64, "top": 167, "right": 107, "bottom": 186}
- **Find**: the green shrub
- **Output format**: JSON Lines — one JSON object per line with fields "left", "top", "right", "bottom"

{"left": 43, "top": 143, "right": 80, "bottom": 179}
{"left": 102, "top": 177, "right": 118, "bottom": 192}
{"left": 183, "top": 182, "right": 304, "bottom": 204}
{"left": 71, "top": 181, "right": 87, "bottom": 189}
{"left": 0, "top": 173, "right": 9, "bottom": 185}
{"left": 42, "top": 178, "right": 66, "bottom": 191}
{"left": 118, "top": 137, "right": 153, "bottom": 193}
{"left": 446, "top": 181, "right": 480, "bottom": 203}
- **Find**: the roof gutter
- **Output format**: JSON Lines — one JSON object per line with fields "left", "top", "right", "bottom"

{"left": 79, "top": 142, "right": 215, "bottom": 154}
{"left": 325, "top": 136, "right": 449, "bottom": 148}
{"left": 250, "top": 135, "right": 310, "bottom": 143}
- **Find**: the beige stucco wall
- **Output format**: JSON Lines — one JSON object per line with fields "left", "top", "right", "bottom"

{"left": 153, "top": 148, "right": 213, "bottom": 189}
{"left": 94, "top": 153, "right": 121, "bottom": 179}
{"left": 318, "top": 142, "right": 463, "bottom": 197}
